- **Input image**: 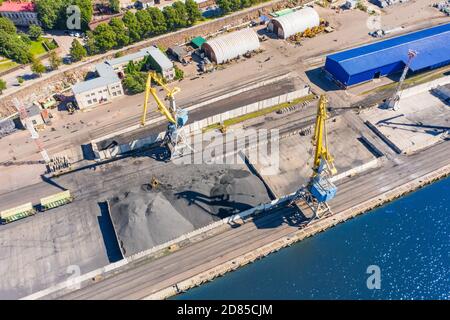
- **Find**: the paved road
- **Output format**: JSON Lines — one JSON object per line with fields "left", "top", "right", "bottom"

{"left": 58, "top": 139, "right": 450, "bottom": 299}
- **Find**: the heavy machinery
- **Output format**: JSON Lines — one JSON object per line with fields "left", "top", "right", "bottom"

{"left": 290, "top": 94, "right": 337, "bottom": 218}
{"left": 141, "top": 71, "right": 190, "bottom": 159}
{"left": 384, "top": 49, "right": 417, "bottom": 111}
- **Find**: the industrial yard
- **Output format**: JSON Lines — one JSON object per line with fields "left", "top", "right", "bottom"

{"left": 0, "top": 0, "right": 449, "bottom": 301}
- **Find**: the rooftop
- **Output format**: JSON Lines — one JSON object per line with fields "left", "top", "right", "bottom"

{"left": 191, "top": 36, "right": 206, "bottom": 49}
{"left": 26, "top": 104, "right": 41, "bottom": 117}
{"left": 0, "top": 1, "right": 36, "bottom": 12}
{"left": 326, "top": 23, "right": 450, "bottom": 75}
{"left": 106, "top": 47, "right": 151, "bottom": 68}
{"left": 146, "top": 46, "right": 173, "bottom": 70}
{"left": 72, "top": 63, "right": 120, "bottom": 95}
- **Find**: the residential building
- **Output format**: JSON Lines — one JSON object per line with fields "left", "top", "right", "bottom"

{"left": 0, "top": 1, "right": 40, "bottom": 27}
{"left": 72, "top": 63, "right": 124, "bottom": 110}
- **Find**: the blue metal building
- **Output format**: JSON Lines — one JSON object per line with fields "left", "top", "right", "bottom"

{"left": 324, "top": 23, "right": 450, "bottom": 87}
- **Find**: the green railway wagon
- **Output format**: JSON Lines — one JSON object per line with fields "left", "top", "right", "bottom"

{"left": 40, "top": 190, "right": 73, "bottom": 211}
{"left": 0, "top": 203, "right": 36, "bottom": 224}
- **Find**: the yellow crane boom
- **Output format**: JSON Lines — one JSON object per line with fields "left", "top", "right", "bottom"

{"left": 312, "top": 94, "right": 337, "bottom": 176}
{"left": 141, "top": 72, "right": 180, "bottom": 126}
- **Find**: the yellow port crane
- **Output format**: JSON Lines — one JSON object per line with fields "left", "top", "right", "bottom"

{"left": 291, "top": 94, "right": 337, "bottom": 218}
{"left": 312, "top": 95, "right": 337, "bottom": 177}
{"left": 141, "top": 71, "right": 190, "bottom": 158}
{"left": 141, "top": 71, "right": 180, "bottom": 126}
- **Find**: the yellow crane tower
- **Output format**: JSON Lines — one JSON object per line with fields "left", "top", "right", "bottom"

{"left": 291, "top": 94, "right": 337, "bottom": 218}
{"left": 141, "top": 71, "right": 190, "bottom": 158}
{"left": 141, "top": 71, "right": 180, "bottom": 126}
{"left": 312, "top": 95, "right": 337, "bottom": 177}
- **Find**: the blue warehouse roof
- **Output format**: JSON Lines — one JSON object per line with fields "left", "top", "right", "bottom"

{"left": 326, "top": 23, "right": 450, "bottom": 80}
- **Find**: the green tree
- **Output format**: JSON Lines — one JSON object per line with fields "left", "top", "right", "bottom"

{"left": 36, "top": 0, "right": 64, "bottom": 30}
{"left": 174, "top": 65, "right": 184, "bottom": 80}
{"left": 69, "top": 38, "right": 87, "bottom": 61}
{"left": 109, "top": 0, "right": 120, "bottom": 13}
{"left": 163, "top": 6, "right": 179, "bottom": 31}
{"left": 28, "top": 24, "right": 43, "bottom": 40}
{"left": 72, "top": 0, "right": 94, "bottom": 30}
{"left": 84, "top": 31, "right": 98, "bottom": 55}
{"left": 230, "top": 0, "right": 241, "bottom": 11}
{"left": 123, "top": 72, "right": 147, "bottom": 94}
{"left": 135, "top": 9, "right": 154, "bottom": 38}
{"left": 17, "top": 76, "right": 24, "bottom": 85}
{"left": 185, "top": 0, "right": 202, "bottom": 25}
{"left": 31, "top": 57, "right": 46, "bottom": 76}
{"left": 36, "top": 0, "right": 93, "bottom": 30}
{"left": 172, "top": 1, "right": 188, "bottom": 28}
{"left": 241, "top": 0, "right": 252, "bottom": 8}
{"left": 216, "top": 0, "right": 232, "bottom": 14}
{"left": 0, "top": 17, "right": 16, "bottom": 33}
{"left": 93, "top": 24, "right": 117, "bottom": 52}
{"left": 147, "top": 7, "right": 167, "bottom": 35}
{"left": 49, "top": 50, "right": 62, "bottom": 70}
{"left": 122, "top": 11, "right": 141, "bottom": 43}
{"left": 0, "top": 30, "right": 32, "bottom": 64}
{"left": 0, "top": 79, "right": 6, "bottom": 95}
{"left": 109, "top": 18, "right": 129, "bottom": 47}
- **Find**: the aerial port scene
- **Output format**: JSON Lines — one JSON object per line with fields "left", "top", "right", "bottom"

{"left": 0, "top": 0, "right": 448, "bottom": 303}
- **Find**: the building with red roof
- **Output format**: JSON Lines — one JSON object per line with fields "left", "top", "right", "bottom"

{"left": 0, "top": 1, "right": 40, "bottom": 27}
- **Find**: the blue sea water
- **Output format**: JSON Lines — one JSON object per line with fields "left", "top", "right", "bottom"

{"left": 176, "top": 177, "right": 450, "bottom": 300}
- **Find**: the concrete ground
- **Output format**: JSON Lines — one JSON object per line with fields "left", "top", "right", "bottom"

{"left": 252, "top": 114, "right": 378, "bottom": 197}
{"left": 360, "top": 90, "right": 450, "bottom": 154}
{"left": 0, "top": 200, "right": 112, "bottom": 299}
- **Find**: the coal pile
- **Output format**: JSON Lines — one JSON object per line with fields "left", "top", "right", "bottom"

{"left": 108, "top": 165, "right": 271, "bottom": 257}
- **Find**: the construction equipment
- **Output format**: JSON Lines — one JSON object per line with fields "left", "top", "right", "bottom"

{"left": 290, "top": 95, "right": 337, "bottom": 218}
{"left": 384, "top": 49, "right": 417, "bottom": 111}
{"left": 141, "top": 72, "right": 190, "bottom": 159}
{"left": 66, "top": 101, "right": 76, "bottom": 115}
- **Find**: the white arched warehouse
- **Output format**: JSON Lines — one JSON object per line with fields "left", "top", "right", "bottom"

{"left": 269, "top": 7, "right": 320, "bottom": 39}
{"left": 202, "top": 28, "right": 260, "bottom": 64}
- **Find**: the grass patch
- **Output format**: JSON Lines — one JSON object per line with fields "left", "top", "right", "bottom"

{"left": 0, "top": 60, "right": 18, "bottom": 72}
{"left": 29, "top": 40, "right": 47, "bottom": 56}
{"left": 194, "top": 17, "right": 214, "bottom": 26}
{"left": 361, "top": 66, "right": 450, "bottom": 96}
{"left": 203, "top": 94, "right": 316, "bottom": 133}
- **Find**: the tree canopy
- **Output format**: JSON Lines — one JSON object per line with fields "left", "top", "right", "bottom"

{"left": 36, "top": 0, "right": 93, "bottom": 30}
{"left": 0, "top": 30, "right": 32, "bottom": 64}
{"left": 70, "top": 38, "right": 87, "bottom": 61}
{"left": 0, "top": 17, "right": 16, "bottom": 34}
{"left": 109, "top": 0, "right": 120, "bottom": 13}
{"left": 28, "top": 24, "right": 43, "bottom": 40}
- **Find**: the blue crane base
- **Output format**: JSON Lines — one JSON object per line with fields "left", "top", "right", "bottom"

{"left": 309, "top": 176, "right": 337, "bottom": 203}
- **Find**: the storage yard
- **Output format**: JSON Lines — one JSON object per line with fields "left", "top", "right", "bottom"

{"left": 0, "top": 0, "right": 449, "bottom": 300}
